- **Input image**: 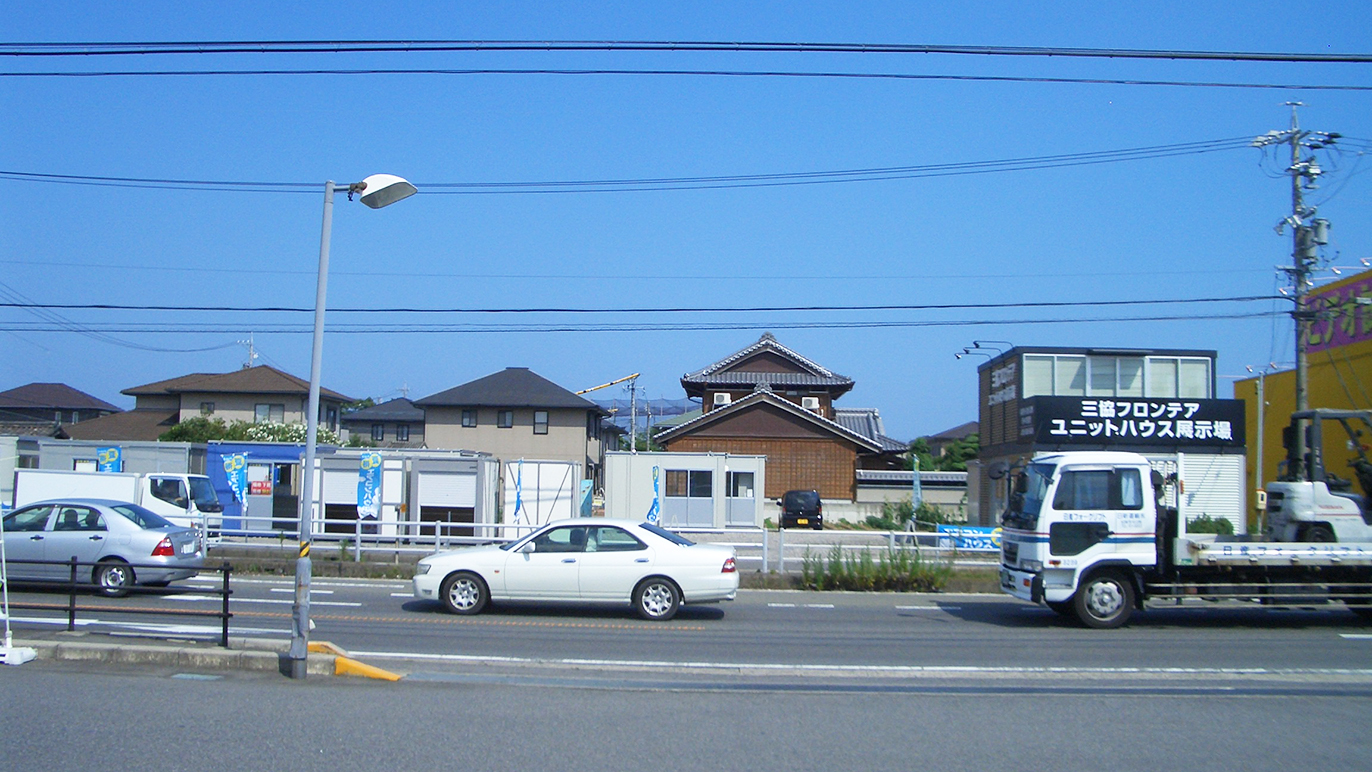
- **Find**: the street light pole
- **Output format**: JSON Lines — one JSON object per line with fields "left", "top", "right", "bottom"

{"left": 289, "top": 175, "right": 416, "bottom": 680}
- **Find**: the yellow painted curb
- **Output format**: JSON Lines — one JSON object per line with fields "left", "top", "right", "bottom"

{"left": 308, "top": 641, "right": 349, "bottom": 657}
{"left": 335, "top": 656, "right": 402, "bottom": 681}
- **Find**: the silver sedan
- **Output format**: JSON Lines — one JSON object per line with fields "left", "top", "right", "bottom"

{"left": 1, "top": 498, "right": 204, "bottom": 596}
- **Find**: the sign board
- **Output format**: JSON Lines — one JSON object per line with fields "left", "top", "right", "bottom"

{"left": 1024, "top": 396, "right": 1245, "bottom": 448}
{"left": 1308, "top": 272, "right": 1372, "bottom": 354}
{"left": 223, "top": 453, "right": 248, "bottom": 502}
{"left": 936, "top": 525, "right": 1002, "bottom": 552}
{"left": 96, "top": 446, "right": 122, "bottom": 473}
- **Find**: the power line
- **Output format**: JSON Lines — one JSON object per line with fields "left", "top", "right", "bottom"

{"left": 3, "top": 67, "right": 1369, "bottom": 92}
{"left": 0, "top": 137, "right": 1260, "bottom": 195}
{"left": 0, "top": 295, "right": 1275, "bottom": 315}
{"left": 0, "top": 310, "right": 1282, "bottom": 335}
{"left": 2, "top": 39, "right": 1369, "bottom": 63}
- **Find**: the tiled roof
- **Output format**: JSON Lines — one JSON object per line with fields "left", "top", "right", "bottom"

{"left": 340, "top": 398, "right": 425, "bottom": 423}
{"left": 416, "top": 368, "right": 602, "bottom": 411}
{"left": 0, "top": 383, "right": 120, "bottom": 412}
{"left": 926, "top": 420, "right": 979, "bottom": 441}
{"left": 655, "top": 390, "right": 883, "bottom": 453}
{"left": 0, "top": 421, "right": 69, "bottom": 438}
{"left": 681, "top": 332, "right": 853, "bottom": 387}
{"left": 681, "top": 372, "right": 854, "bottom": 388}
{"left": 61, "top": 409, "right": 180, "bottom": 442}
{"left": 835, "top": 408, "right": 908, "bottom": 453}
{"left": 123, "top": 365, "right": 350, "bottom": 402}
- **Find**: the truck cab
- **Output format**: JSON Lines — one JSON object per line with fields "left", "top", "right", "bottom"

{"left": 1000, "top": 451, "right": 1160, "bottom": 628}
{"left": 142, "top": 474, "right": 224, "bottom": 536}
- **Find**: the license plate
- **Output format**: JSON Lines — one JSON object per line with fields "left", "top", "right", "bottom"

{"left": 181, "top": 543, "right": 197, "bottom": 555}
{"left": 796, "top": 518, "right": 808, "bottom": 525}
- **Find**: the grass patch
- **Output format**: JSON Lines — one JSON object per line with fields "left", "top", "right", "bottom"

{"left": 799, "top": 544, "right": 953, "bottom": 592}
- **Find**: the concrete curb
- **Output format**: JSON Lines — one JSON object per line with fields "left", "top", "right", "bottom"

{"left": 17, "top": 635, "right": 338, "bottom": 677}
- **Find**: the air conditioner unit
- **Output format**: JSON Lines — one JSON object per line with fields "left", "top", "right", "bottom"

{"left": 801, "top": 397, "right": 821, "bottom": 410}
{"left": 713, "top": 393, "right": 732, "bottom": 406}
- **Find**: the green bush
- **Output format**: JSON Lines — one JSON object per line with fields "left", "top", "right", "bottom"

{"left": 799, "top": 543, "right": 952, "bottom": 592}
{"left": 1187, "top": 514, "right": 1235, "bottom": 535}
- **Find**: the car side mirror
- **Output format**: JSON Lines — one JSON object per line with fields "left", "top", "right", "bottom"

{"left": 519, "top": 542, "right": 536, "bottom": 554}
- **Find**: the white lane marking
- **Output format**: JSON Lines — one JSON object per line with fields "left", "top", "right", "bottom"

{"left": 10, "top": 615, "right": 287, "bottom": 636}
{"left": 1341, "top": 634, "right": 1372, "bottom": 640}
{"left": 270, "top": 588, "right": 333, "bottom": 595}
{"left": 767, "top": 603, "right": 796, "bottom": 608}
{"left": 768, "top": 603, "right": 833, "bottom": 609}
{"left": 391, "top": 592, "right": 412, "bottom": 598}
{"left": 350, "top": 650, "right": 1372, "bottom": 677}
{"left": 805, "top": 604, "right": 835, "bottom": 609}
{"left": 166, "top": 596, "right": 362, "bottom": 607}
{"left": 896, "top": 605, "right": 962, "bottom": 611}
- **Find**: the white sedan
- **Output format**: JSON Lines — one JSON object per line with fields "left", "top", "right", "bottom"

{"left": 412, "top": 519, "right": 738, "bottom": 621}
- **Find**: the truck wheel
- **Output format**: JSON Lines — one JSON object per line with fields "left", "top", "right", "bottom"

{"left": 1305, "top": 525, "right": 1336, "bottom": 542}
{"left": 1074, "top": 571, "right": 1134, "bottom": 629}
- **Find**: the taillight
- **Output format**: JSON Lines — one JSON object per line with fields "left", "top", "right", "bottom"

{"left": 152, "top": 537, "right": 175, "bottom": 557}
{"left": 721, "top": 557, "right": 737, "bottom": 573}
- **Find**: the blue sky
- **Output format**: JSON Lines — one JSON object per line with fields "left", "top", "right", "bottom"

{"left": 3, "top": 2, "right": 1370, "bottom": 441}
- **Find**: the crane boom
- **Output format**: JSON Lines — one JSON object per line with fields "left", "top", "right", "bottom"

{"left": 576, "top": 373, "right": 640, "bottom": 395}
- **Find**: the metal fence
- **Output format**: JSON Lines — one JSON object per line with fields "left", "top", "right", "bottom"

{"left": 3, "top": 557, "right": 234, "bottom": 646}
{"left": 208, "top": 515, "right": 999, "bottom": 572}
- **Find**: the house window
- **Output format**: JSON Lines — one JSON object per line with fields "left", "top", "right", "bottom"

{"left": 533, "top": 411, "right": 549, "bottom": 435}
{"left": 498, "top": 410, "right": 514, "bottom": 429}
{"left": 396, "top": 424, "right": 410, "bottom": 442}
{"left": 462, "top": 409, "right": 477, "bottom": 428}
{"left": 199, "top": 402, "right": 215, "bottom": 416}
{"left": 371, "top": 424, "right": 385, "bottom": 442}
{"left": 255, "top": 403, "right": 285, "bottom": 424}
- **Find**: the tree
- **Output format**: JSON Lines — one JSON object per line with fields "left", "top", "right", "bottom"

{"left": 159, "top": 418, "right": 340, "bottom": 445}
{"left": 159, "top": 417, "right": 230, "bottom": 442}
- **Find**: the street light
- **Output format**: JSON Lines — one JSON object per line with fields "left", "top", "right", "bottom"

{"left": 290, "top": 174, "right": 416, "bottom": 680}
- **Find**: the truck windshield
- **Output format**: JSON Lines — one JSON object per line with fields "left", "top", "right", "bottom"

{"left": 189, "top": 477, "right": 223, "bottom": 512}
{"left": 1003, "top": 463, "right": 1054, "bottom": 528}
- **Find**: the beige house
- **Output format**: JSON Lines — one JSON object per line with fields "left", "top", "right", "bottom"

{"left": 67, "top": 365, "right": 352, "bottom": 442}
{"left": 416, "top": 367, "right": 610, "bottom": 484}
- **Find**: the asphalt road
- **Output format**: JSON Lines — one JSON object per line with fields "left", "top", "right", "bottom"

{"left": 6, "top": 577, "right": 1372, "bottom": 771}
{"left": 7, "top": 575, "right": 1372, "bottom": 679}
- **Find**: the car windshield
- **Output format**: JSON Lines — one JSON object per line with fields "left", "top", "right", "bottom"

{"left": 639, "top": 522, "right": 695, "bottom": 546}
{"left": 111, "top": 503, "right": 175, "bottom": 530}
{"left": 783, "top": 491, "right": 818, "bottom": 508}
{"left": 189, "top": 478, "right": 223, "bottom": 511}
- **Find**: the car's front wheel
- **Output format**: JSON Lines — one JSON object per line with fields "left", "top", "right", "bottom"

{"left": 440, "top": 571, "right": 488, "bottom": 615}
{"left": 94, "top": 559, "right": 133, "bottom": 598}
{"left": 634, "top": 577, "right": 681, "bottom": 621}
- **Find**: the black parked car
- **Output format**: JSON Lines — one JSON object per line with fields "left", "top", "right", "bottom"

{"left": 779, "top": 489, "right": 823, "bottom": 530}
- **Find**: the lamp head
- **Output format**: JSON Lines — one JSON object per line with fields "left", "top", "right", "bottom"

{"left": 351, "top": 174, "right": 417, "bottom": 209}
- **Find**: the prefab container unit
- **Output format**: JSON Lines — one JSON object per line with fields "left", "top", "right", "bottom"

{"left": 302, "top": 450, "right": 498, "bottom": 542}
{"left": 604, "top": 451, "right": 766, "bottom": 529}
{"left": 29, "top": 437, "right": 206, "bottom": 476}
{"left": 502, "top": 459, "right": 583, "bottom": 531}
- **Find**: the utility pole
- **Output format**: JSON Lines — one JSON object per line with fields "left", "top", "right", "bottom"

{"left": 1253, "top": 103, "right": 1338, "bottom": 477}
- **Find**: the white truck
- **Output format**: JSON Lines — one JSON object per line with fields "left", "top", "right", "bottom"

{"left": 998, "top": 447, "right": 1372, "bottom": 628}
{"left": 12, "top": 469, "right": 224, "bottom": 537}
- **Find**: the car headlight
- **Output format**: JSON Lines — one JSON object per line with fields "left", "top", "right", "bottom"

{"left": 1021, "top": 559, "right": 1043, "bottom": 572}
{"left": 415, "top": 561, "right": 432, "bottom": 576}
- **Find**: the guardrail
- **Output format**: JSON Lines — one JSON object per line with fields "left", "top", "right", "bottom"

{"left": 3, "top": 557, "right": 234, "bottom": 647}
